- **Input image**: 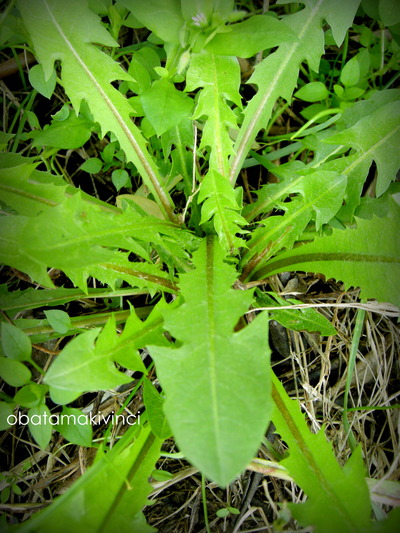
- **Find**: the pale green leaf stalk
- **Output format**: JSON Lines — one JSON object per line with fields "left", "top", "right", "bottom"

{"left": 149, "top": 236, "right": 271, "bottom": 485}
{"left": 17, "top": 0, "right": 178, "bottom": 223}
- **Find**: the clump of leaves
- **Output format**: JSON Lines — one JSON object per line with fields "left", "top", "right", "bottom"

{"left": 0, "top": 0, "right": 399, "bottom": 531}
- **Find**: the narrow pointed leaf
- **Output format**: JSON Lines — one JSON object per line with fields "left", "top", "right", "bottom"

{"left": 149, "top": 237, "right": 271, "bottom": 485}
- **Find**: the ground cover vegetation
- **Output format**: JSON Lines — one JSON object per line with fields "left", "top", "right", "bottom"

{"left": 0, "top": 0, "right": 399, "bottom": 531}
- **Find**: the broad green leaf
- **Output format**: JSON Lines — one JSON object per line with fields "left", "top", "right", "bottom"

{"left": 127, "top": 56, "right": 151, "bottom": 95}
{"left": 18, "top": 0, "right": 177, "bottom": 222}
{"left": 80, "top": 157, "right": 102, "bottom": 174}
{"left": 55, "top": 407, "right": 93, "bottom": 447}
{"left": 15, "top": 423, "right": 161, "bottom": 533}
{"left": 28, "top": 404, "right": 52, "bottom": 449}
{"left": 205, "top": 14, "right": 298, "bottom": 57}
{"left": 1, "top": 322, "right": 32, "bottom": 362}
{"left": 181, "top": 0, "right": 234, "bottom": 22}
{"left": 14, "top": 384, "right": 48, "bottom": 408}
{"left": 271, "top": 372, "right": 371, "bottom": 533}
{"left": 149, "top": 237, "right": 271, "bottom": 486}
{"left": 141, "top": 78, "right": 193, "bottom": 136}
{"left": 28, "top": 63, "right": 56, "bottom": 98}
{"left": 111, "top": 169, "right": 130, "bottom": 191}
{"left": 44, "top": 310, "right": 71, "bottom": 334}
{"left": 325, "top": 98, "right": 400, "bottom": 196}
{"left": 340, "top": 55, "right": 361, "bottom": 87}
{"left": 119, "top": 0, "right": 184, "bottom": 43}
{"left": 295, "top": 81, "right": 329, "bottom": 102}
{"left": 0, "top": 357, "right": 31, "bottom": 387}
{"left": 30, "top": 112, "right": 93, "bottom": 149}
{"left": 256, "top": 198, "right": 400, "bottom": 307}
{"left": 379, "top": 0, "right": 400, "bottom": 26}
{"left": 230, "top": 0, "right": 360, "bottom": 184}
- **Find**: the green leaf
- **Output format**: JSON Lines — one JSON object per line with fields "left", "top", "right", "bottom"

{"left": 28, "top": 63, "right": 56, "bottom": 99}
{"left": 0, "top": 357, "right": 31, "bottom": 387}
{"left": 18, "top": 0, "right": 177, "bottom": 222}
{"left": 186, "top": 51, "right": 245, "bottom": 248}
{"left": 340, "top": 55, "right": 361, "bottom": 87}
{"left": 257, "top": 198, "right": 400, "bottom": 307}
{"left": 17, "top": 423, "right": 161, "bottom": 533}
{"left": 0, "top": 285, "right": 145, "bottom": 315}
{"left": 141, "top": 78, "right": 193, "bottom": 136}
{"left": 45, "top": 305, "right": 166, "bottom": 404}
{"left": 111, "top": 169, "right": 130, "bottom": 191}
{"left": 271, "top": 372, "right": 371, "bottom": 533}
{"left": 1, "top": 322, "right": 32, "bottom": 362}
{"left": 44, "top": 310, "right": 71, "bottom": 334}
{"left": 205, "top": 14, "right": 298, "bottom": 57}
{"left": 0, "top": 402, "right": 14, "bottom": 431}
{"left": 325, "top": 97, "right": 400, "bottom": 196}
{"left": 30, "top": 111, "right": 93, "bottom": 149}
{"left": 229, "top": 0, "right": 360, "bottom": 184}
{"left": 379, "top": 0, "right": 400, "bottom": 26}
{"left": 80, "top": 157, "right": 103, "bottom": 174}
{"left": 149, "top": 237, "right": 271, "bottom": 486}
{"left": 256, "top": 293, "right": 337, "bottom": 336}
{"left": 119, "top": 0, "right": 184, "bottom": 43}
{"left": 143, "top": 378, "right": 172, "bottom": 439}
{"left": 44, "top": 325, "right": 131, "bottom": 404}
{"left": 14, "top": 383, "right": 48, "bottom": 408}
{"left": 55, "top": 407, "right": 93, "bottom": 447}
{"left": 0, "top": 192, "right": 178, "bottom": 289}
{"left": 28, "top": 404, "right": 52, "bottom": 449}
{"left": 295, "top": 81, "right": 329, "bottom": 102}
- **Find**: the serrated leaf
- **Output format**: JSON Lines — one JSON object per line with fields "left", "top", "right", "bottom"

{"left": 16, "top": 423, "right": 161, "bottom": 533}
{"left": 141, "top": 78, "right": 193, "bottom": 136}
{"left": 0, "top": 192, "right": 179, "bottom": 289}
{"left": 205, "top": 14, "right": 298, "bottom": 57}
{"left": 45, "top": 305, "right": 166, "bottom": 404}
{"left": 149, "top": 237, "right": 271, "bottom": 486}
{"left": 17, "top": 0, "right": 177, "bottom": 222}
{"left": 271, "top": 372, "right": 371, "bottom": 533}
{"left": 325, "top": 98, "right": 400, "bottom": 196}
{"left": 230, "top": 0, "right": 360, "bottom": 184}
{"left": 186, "top": 51, "right": 245, "bottom": 248}
{"left": 241, "top": 169, "right": 347, "bottom": 277}
{"left": 257, "top": 198, "right": 400, "bottom": 307}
